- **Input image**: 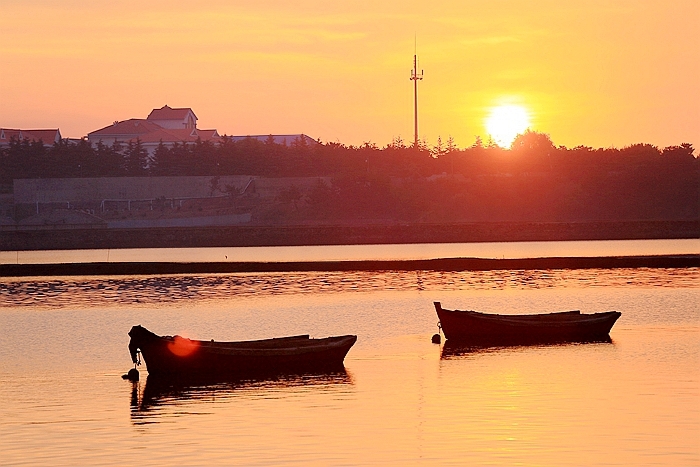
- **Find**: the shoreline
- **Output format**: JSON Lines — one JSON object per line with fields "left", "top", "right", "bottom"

{"left": 1, "top": 219, "right": 698, "bottom": 251}
{"left": 1, "top": 254, "right": 697, "bottom": 277}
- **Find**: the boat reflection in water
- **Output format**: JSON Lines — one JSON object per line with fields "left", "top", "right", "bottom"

{"left": 129, "top": 370, "right": 354, "bottom": 422}
{"left": 440, "top": 335, "right": 614, "bottom": 359}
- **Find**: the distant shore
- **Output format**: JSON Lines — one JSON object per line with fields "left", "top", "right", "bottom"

{"left": 1, "top": 255, "right": 697, "bottom": 277}
{"left": 1, "top": 219, "right": 697, "bottom": 251}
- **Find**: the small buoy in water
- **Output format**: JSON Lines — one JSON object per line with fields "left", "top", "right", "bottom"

{"left": 122, "top": 368, "right": 140, "bottom": 381}
{"left": 431, "top": 333, "right": 441, "bottom": 344}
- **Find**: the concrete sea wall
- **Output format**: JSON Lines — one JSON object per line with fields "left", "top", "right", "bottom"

{"left": 1, "top": 220, "right": 697, "bottom": 251}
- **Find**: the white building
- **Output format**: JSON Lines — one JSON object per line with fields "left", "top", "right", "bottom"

{"left": 87, "top": 105, "right": 318, "bottom": 155}
{"left": 146, "top": 105, "right": 197, "bottom": 130}
{"left": 87, "top": 106, "right": 220, "bottom": 155}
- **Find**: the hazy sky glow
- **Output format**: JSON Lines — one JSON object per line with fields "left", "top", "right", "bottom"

{"left": 1, "top": 0, "right": 698, "bottom": 148}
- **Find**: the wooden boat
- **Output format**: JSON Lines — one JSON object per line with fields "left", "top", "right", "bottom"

{"left": 128, "top": 325, "right": 357, "bottom": 379}
{"left": 434, "top": 302, "right": 621, "bottom": 344}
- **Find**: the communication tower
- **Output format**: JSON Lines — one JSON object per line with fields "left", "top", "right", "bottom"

{"left": 410, "top": 44, "right": 424, "bottom": 148}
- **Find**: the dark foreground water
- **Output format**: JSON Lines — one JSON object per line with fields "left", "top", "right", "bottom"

{"left": 1, "top": 267, "right": 698, "bottom": 466}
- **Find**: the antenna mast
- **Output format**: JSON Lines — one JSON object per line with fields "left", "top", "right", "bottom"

{"left": 410, "top": 39, "right": 423, "bottom": 149}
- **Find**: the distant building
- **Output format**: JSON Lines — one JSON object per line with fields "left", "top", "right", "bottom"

{"left": 147, "top": 105, "right": 198, "bottom": 130}
{"left": 227, "top": 134, "right": 320, "bottom": 146}
{"left": 86, "top": 105, "right": 319, "bottom": 155}
{"left": 0, "top": 128, "right": 61, "bottom": 148}
{"left": 87, "top": 105, "right": 221, "bottom": 155}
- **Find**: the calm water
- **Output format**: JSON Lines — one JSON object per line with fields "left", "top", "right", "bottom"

{"left": 1, "top": 238, "right": 698, "bottom": 264}
{"left": 1, "top": 264, "right": 698, "bottom": 465}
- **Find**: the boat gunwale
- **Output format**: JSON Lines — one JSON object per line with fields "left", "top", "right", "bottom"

{"left": 439, "top": 311, "right": 620, "bottom": 331}
{"left": 162, "top": 334, "right": 358, "bottom": 356}
{"left": 434, "top": 302, "right": 619, "bottom": 324}
{"left": 128, "top": 325, "right": 357, "bottom": 359}
{"left": 166, "top": 333, "right": 311, "bottom": 347}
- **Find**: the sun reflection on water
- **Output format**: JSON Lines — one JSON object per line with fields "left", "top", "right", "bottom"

{"left": 0, "top": 268, "right": 697, "bottom": 466}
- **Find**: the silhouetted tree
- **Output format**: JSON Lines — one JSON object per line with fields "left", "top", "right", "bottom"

{"left": 511, "top": 130, "right": 555, "bottom": 153}
{"left": 123, "top": 139, "right": 148, "bottom": 175}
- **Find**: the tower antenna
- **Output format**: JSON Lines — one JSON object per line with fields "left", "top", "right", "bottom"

{"left": 410, "top": 36, "right": 424, "bottom": 149}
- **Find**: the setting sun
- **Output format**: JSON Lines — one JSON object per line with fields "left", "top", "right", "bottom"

{"left": 485, "top": 105, "right": 531, "bottom": 148}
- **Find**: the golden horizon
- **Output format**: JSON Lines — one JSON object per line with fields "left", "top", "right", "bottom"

{"left": 1, "top": 1, "right": 697, "bottom": 150}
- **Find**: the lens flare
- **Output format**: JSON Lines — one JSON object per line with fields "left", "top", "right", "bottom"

{"left": 168, "top": 335, "right": 200, "bottom": 357}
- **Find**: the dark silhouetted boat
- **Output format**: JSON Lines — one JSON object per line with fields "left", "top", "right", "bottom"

{"left": 128, "top": 325, "right": 357, "bottom": 380}
{"left": 434, "top": 302, "right": 621, "bottom": 345}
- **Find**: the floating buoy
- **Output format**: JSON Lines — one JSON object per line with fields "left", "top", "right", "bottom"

{"left": 431, "top": 333, "right": 441, "bottom": 344}
{"left": 122, "top": 368, "right": 140, "bottom": 381}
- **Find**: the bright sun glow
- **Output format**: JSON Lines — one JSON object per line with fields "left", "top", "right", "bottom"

{"left": 485, "top": 105, "right": 531, "bottom": 148}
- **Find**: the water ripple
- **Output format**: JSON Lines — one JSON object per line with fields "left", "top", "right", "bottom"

{"left": 0, "top": 268, "right": 697, "bottom": 309}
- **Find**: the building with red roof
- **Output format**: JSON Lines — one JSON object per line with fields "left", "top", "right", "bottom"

{"left": 87, "top": 105, "right": 318, "bottom": 157}
{"left": 147, "top": 105, "right": 197, "bottom": 130}
{"left": 0, "top": 128, "right": 61, "bottom": 148}
{"left": 87, "top": 106, "right": 220, "bottom": 155}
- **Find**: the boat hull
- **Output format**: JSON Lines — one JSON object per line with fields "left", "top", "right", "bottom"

{"left": 128, "top": 325, "right": 357, "bottom": 380}
{"left": 434, "top": 302, "right": 621, "bottom": 345}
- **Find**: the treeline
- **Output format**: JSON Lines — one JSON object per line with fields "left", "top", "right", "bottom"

{"left": 0, "top": 134, "right": 435, "bottom": 181}
{"left": 1, "top": 131, "right": 697, "bottom": 222}
{"left": 1, "top": 131, "right": 696, "bottom": 180}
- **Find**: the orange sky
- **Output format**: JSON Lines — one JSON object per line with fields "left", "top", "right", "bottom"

{"left": 1, "top": 0, "right": 698, "bottom": 149}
